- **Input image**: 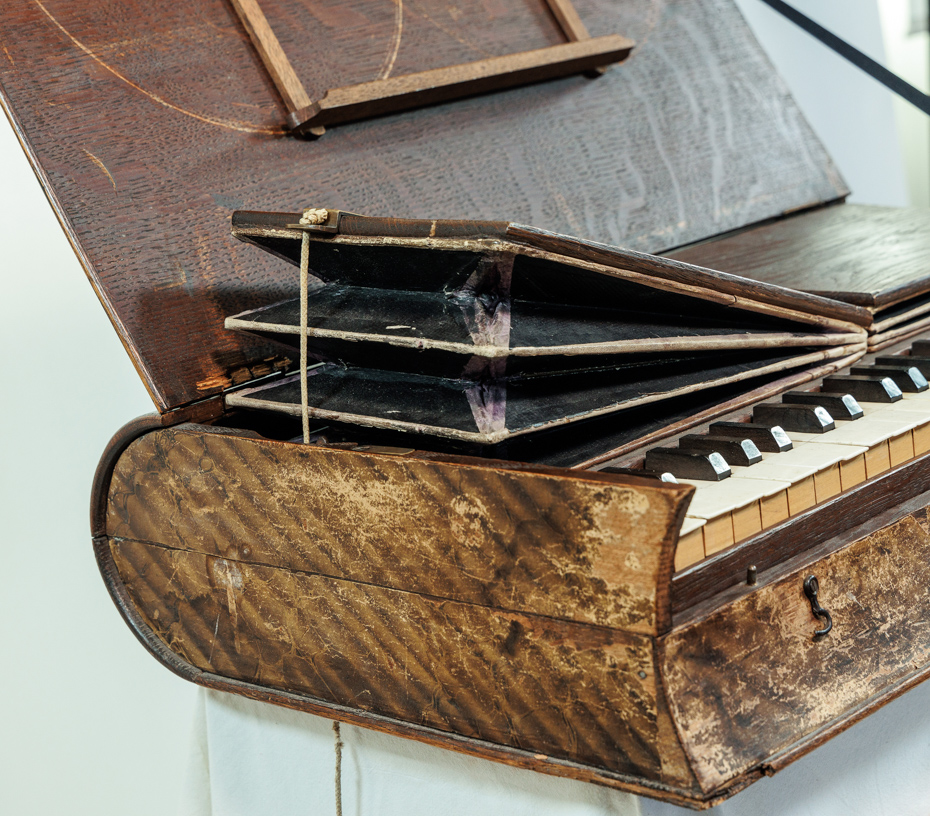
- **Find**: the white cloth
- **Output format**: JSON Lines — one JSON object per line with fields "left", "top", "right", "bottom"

{"left": 182, "top": 678, "right": 930, "bottom": 816}
{"left": 180, "top": 689, "right": 640, "bottom": 816}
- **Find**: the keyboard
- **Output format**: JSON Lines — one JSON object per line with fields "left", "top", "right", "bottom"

{"left": 601, "top": 338, "right": 930, "bottom": 572}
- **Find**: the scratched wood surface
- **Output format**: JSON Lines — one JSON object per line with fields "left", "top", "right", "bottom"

{"left": 669, "top": 204, "right": 930, "bottom": 311}
{"left": 0, "top": 0, "right": 846, "bottom": 410}
{"left": 661, "top": 511, "right": 930, "bottom": 794}
{"left": 105, "top": 425, "right": 691, "bottom": 634}
{"left": 108, "top": 537, "right": 699, "bottom": 789}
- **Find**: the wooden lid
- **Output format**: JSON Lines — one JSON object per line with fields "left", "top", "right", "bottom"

{"left": 669, "top": 204, "right": 930, "bottom": 312}
{"left": 0, "top": 0, "right": 846, "bottom": 411}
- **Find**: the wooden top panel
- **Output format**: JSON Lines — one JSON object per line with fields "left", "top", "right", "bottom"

{"left": 0, "top": 0, "right": 845, "bottom": 410}
{"left": 668, "top": 204, "right": 930, "bottom": 311}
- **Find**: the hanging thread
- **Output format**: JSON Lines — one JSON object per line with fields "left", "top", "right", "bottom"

{"left": 333, "top": 721, "right": 344, "bottom": 816}
{"left": 299, "top": 229, "right": 310, "bottom": 444}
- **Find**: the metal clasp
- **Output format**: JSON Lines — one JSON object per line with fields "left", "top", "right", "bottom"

{"left": 803, "top": 575, "right": 833, "bottom": 640}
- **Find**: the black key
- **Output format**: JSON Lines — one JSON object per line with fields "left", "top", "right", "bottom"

{"left": 910, "top": 340, "right": 930, "bottom": 356}
{"left": 875, "top": 355, "right": 930, "bottom": 376}
{"left": 753, "top": 403, "right": 835, "bottom": 433}
{"left": 600, "top": 467, "right": 679, "bottom": 483}
{"left": 645, "top": 448, "right": 731, "bottom": 481}
{"left": 709, "top": 421, "right": 793, "bottom": 452}
{"left": 783, "top": 391, "right": 863, "bottom": 420}
{"left": 678, "top": 434, "right": 762, "bottom": 466}
{"left": 820, "top": 375, "right": 903, "bottom": 403}
{"left": 851, "top": 365, "right": 928, "bottom": 392}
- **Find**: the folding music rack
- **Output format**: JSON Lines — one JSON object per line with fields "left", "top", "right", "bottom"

{"left": 227, "top": 0, "right": 634, "bottom": 135}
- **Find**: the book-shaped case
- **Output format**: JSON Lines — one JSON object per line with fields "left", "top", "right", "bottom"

{"left": 226, "top": 209, "right": 868, "bottom": 444}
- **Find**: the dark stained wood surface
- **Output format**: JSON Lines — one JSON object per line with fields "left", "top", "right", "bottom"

{"left": 505, "top": 223, "right": 870, "bottom": 328}
{"left": 0, "top": 0, "right": 846, "bottom": 411}
{"left": 227, "top": 0, "right": 314, "bottom": 115}
{"left": 105, "top": 424, "right": 691, "bottom": 634}
{"left": 290, "top": 37, "right": 636, "bottom": 133}
{"left": 545, "top": 0, "right": 597, "bottom": 42}
{"left": 669, "top": 204, "right": 930, "bottom": 311}
{"left": 662, "top": 511, "right": 930, "bottom": 793}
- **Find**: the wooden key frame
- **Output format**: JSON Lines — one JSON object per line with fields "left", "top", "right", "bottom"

{"left": 227, "top": 0, "right": 634, "bottom": 136}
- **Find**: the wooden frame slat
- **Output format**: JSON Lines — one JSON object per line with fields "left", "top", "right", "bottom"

{"left": 227, "top": 0, "right": 633, "bottom": 136}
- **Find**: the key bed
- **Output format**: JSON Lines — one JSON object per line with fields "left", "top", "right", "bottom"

{"left": 600, "top": 338, "right": 930, "bottom": 572}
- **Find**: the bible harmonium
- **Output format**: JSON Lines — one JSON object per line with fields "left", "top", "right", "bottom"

{"left": 5, "top": 0, "right": 930, "bottom": 808}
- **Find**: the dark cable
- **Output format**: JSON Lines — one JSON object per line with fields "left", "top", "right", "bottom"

{"left": 757, "top": 0, "right": 930, "bottom": 118}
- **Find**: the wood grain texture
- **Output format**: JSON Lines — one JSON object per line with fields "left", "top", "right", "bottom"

{"left": 661, "top": 512, "right": 930, "bottom": 793}
{"left": 545, "top": 0, "right": 593, "bottom": 41}
{"left": 105, "top": 425, "right": 691, "bottom": 634}
{"left": 504, "top": 224, "right": 870, "bottom": 329}
{"left": 293, "top": 36, "right": 635, "bottom": 132}
{"left": 868, "top": 311, "right": 930, "bottom": 351}
{"left": 108, "top": 537, "right": 698, "bottom": 788}
{"left": 227, "top": 0, "right": 312, "bottom": 113}
{"left": 669, "top": 204, "right": 930, "bottom": 311}
{"left": 94, "top": 536, "right": 718, "bottom": 807}
{"left": 0, "top": 0, "right": 846, "bottom": 410}
{"left": 91, "top": 410, "right": 930, "bottom": 805}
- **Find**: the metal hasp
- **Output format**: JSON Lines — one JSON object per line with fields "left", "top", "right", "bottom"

{"left": 803, "top": 574, "right": 833, "bottom": 639}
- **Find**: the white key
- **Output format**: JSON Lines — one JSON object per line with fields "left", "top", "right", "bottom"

{"left": 681, "top": 476, "right": 790, "bottom": 519}
{"left": 758, "top": 440, "right": 866, "bottom": 469}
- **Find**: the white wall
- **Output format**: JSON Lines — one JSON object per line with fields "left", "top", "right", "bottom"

{"left": 734, "top": 0, "right": 910, "bottom": 206}
{"left": 0, "top": 117, "right": 197, "bottom": 815}
{"left": 878, "top": 0, "right": 930, "bottom": 207}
